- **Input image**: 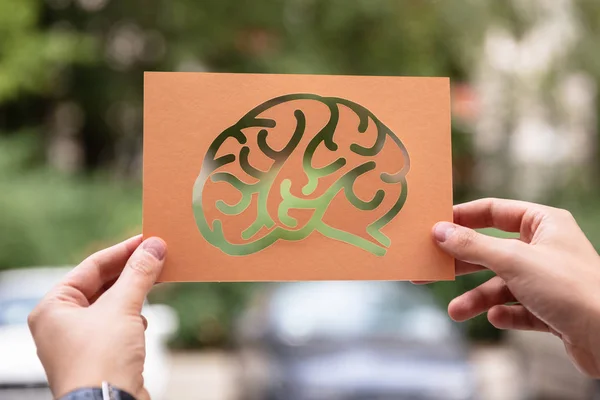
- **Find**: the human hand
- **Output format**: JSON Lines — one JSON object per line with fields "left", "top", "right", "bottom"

{"left": 28, "top": 235, "right": 167, "bottom": 400}
{"left": 423, "top": 198, "right": 600, "bottom": 377}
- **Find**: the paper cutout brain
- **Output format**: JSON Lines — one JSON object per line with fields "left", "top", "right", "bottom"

{"left": 192, "top": 94, "right": 410, "bottom": 256}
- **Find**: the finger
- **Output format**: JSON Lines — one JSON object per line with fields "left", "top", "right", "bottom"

{"left": 433, "top": 222, "right": 530, "bottom": 277}
{"left": 487, "top": 304, "right": 550, "bottom": 333}
{"left": 88, "top": 277, "right": 118, "bottom": 304}
{"left": 453, "top": 198, "right": 539, "bottom": 232}
{"left": 411, "top": 260, "right": 487, "bottom": 284}
{"left": 104, "top": 237, "right": 167, "bottom": 313}
{"left": 448, "top": 276, "right": 517, "bottom": 322}
{"left": 58, "top": 235, "right": 143, "bottom": 303}
{"left": 455, "top": 260, "right": 487, "bottom": 276}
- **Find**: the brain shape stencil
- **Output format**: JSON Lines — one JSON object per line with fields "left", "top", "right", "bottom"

{"left": 192, "top": 94, "right": 410, "bottom": 256}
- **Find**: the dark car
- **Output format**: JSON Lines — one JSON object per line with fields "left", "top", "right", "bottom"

{"left": 234, "top": 281, "right": 477, "bottom": 400}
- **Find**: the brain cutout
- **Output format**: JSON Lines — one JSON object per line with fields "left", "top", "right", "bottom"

{"left": 192, "top": 94, "right": 410, "bottom": 256}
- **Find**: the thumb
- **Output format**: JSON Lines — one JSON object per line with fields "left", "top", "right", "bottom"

{"left": 433, "top": 222, "right": 527, "bottom": 277}
{"left": 104, "top": 237, "right": 167, "bottom": 312}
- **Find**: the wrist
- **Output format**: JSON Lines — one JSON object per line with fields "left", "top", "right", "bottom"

{"left": 57, "top": 382, "right": 137, "bottom": 400}
{"left": 51, "top": 367, "right": 141, "bottom": 400}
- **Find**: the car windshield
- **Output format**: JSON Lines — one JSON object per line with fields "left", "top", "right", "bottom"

{"left": 270, "top": 282, "right": 453, "bottom": 343}
{"left": 0, "top": 298, "right": 39, "bottom": 326}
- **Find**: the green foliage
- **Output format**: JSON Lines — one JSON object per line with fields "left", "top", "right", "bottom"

{"left": 0, "top": 134, "right": 141, "bottom": 269}
{"left": 0, "top": 0, "right": 94, "bottom": 102}
{"left": 150, "top": 282, "right": 256, "bottom": 349}
{"left": 160, "top": 0, "right": 478, "bottom": 78}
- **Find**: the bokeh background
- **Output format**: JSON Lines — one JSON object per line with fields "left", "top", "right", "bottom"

{"left": 2, "top": 0, "right": 600, "bottom": 399}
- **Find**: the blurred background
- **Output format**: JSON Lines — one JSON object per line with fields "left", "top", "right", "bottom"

{"left": 1, "top": 0, "right": 600, "bottom": 399}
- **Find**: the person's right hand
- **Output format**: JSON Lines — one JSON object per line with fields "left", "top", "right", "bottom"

{"left": 425, "top": 198, "right": 600, "bottom": 377}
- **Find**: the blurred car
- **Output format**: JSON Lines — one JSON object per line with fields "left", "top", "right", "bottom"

{"left": 234, "top": 281, "right": 477, "bottom": 400}
{"left": 0, "top": 266, "right": 178, "bottom": 400}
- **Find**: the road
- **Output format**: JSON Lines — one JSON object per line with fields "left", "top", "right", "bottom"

{"left": 165, "top": 333, "right": 598, "bottom": 400}
{"left": 165, "top": 346, "right": 522, "bottom": 400}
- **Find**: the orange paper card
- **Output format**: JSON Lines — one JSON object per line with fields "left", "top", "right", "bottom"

{"left": 143, "top": 72, "right": 454, "bottom": 282}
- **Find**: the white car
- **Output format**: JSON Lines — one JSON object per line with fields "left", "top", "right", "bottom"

{"left": 0, "top": 267, "right": 178, "bottom": 400}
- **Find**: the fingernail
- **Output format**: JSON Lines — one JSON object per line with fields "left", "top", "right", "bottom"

{"left": 434, "top": 222, "right": 456, "bottom": 243}
{"left": 142, "top": 237, "right": 166, "bottom": 261}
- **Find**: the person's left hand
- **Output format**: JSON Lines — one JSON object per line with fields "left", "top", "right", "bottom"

{"left": 28, "top": 235, "right": 167, "bottom": 400}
